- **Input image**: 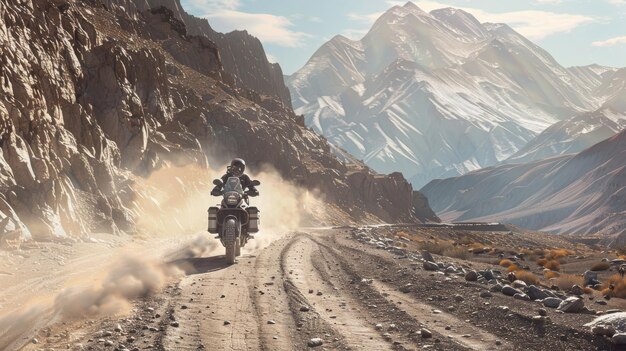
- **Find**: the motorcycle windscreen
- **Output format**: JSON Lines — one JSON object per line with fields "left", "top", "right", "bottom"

{"left": 224, "top": 177, "right": 244, "bottom": 194}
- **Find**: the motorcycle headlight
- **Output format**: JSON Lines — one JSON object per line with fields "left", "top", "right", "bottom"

{"left": 226, "top": 193, "right": 240, "bottom": 205}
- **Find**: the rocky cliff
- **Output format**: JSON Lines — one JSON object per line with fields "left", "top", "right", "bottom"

{"left": 129, "top": 0, "right": 292, "bottom": 106}
{"left": 0, "top": 0, "right": 427, "bottom": 246}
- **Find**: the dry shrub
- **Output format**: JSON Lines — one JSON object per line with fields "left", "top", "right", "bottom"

{"left": 442, "top": 246, "right": 469, "bottom": 260}
{"left": 515, "top": 270, "right": 540, "bottom": 286}
{"left": 499, "top": 259, "right": 514, "bottom": 268}
{"left": 395, "top": 230, "right": 411, "bottom": 239}
{"left": 420, "top": 241, "right": 452, "bottom": 256}
{"left": 591, "top": 262, "right": 610, "bottom": 271}
{"left": 537, "top": 258, "right": 560, "bottom": 271}
{"left": 602, "top": 274, "right": 626, "bottom": 298}
{"left": 507, "top": 265, "right": 519, "bottom": 272}
{"left": 583, "top": 287, "right": 594, "bottom": 294}
{"left": 545, "top": 260, "right": 561, "bottom": 271}
{"left": 546, "top": 248, "right": 574, "bottom": 260}
{"left": 556, "top": 274, "right": 584, "bottom": 290}
{"left": 544, "top": 271, "right": 560, "bottom": 279}
{"left": 520, "top": 248, "right": 543, "bottom": 261}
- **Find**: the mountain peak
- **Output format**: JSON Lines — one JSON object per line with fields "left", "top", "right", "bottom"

{"left": 403, "top": 1, "right": 421, "bottom": 10}
{"left": 387, "top": 1, "right": 428, "bottom": 16}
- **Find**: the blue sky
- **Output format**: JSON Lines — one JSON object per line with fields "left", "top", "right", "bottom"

{"left": 180, "top": 0, "right": 626, "bottom": 75}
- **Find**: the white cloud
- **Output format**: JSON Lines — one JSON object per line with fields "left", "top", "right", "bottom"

{"left": 185, "top": 0, "right": 241, "bottom": 11}
{"left": 347, "top": 11, "right": 384, "bottom": 23}
{"left": 534, "top": 0, "right": 562, "bottom": 4}
{"left": 184, "top": 0, "right": 312, "bottom": 47}
{"left": 592, "top": 35, "right": 626, "bottom": 46}
{"left": 203, "top": 11, "right": 312, "bottom": 47}
{"left": 607, "top": 0, "right": 626, "bottom": 5}
{"left": 382, "top": 1, "right": 596, "bottom": 40}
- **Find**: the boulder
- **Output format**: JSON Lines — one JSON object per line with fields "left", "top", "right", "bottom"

{"left": 543, "top": 297, "right": 563, "bottom": 308}
{"left": 613, "top": 333, "right": 626, "bottom": 345}
{"left": 527, "top": 285, "right": 549, "bottom": 301}
{"left": 502, "top": 285, "right": 523, "bottom": 297}
{"left": 481, "top": 270, "right": 495, "bottom": 281}
{"left": 583, "top": 271, "right": 599, "bottom": 286}
{"left": 514, "top": 293, "right": 531, "bottom": 301}
{"left": 585, "top": 312, "right": 626, "bottom": 336}
{"left": 490, "top": 284, "right": 503, "bottom": 292}
{"left": 557, "top": 297, "right": 584, "bottom": 313}
{"left": 423, "top": 261, "right": 440, "bottom": 271}
{"left": 570, "top": 285, "right": 584, "bottom": 296}
{"left": 422, "top": 251, "right": 435, "bottom": 262}
{"left": 465, "top": 270, "right": 478, "bottom": 282}
{"left": 512, "top": 280, "right": 527, "bottom": 289}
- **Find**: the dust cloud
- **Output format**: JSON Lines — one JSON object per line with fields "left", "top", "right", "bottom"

{"left": 0, "top": 162, "right": 324, "bottom": 349}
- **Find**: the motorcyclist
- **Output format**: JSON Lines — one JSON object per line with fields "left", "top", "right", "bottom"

{"left": 211, "top": 158, "right": 259, "bottom": 197}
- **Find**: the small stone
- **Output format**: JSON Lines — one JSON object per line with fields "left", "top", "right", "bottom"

{"left": 224, "top": 320, "right": 231, "bottom": 325}
{"left": 170, "top": 321, "right": 180, "bottom": 327}
{"left": 480, "top": 291, "right": 492, "bottom": 298}
{"left": 307, "top": 338, "right": 323, "bottom": 347}
{"left": 267, "top": 320, "right": 276, "bottom": 325}
{"left": 420, "top": 328, "right": 433, "bottom": 338}
{"left": 538, "top": 308, "right": 548, "bottom": 316}
{"left": 300, "top": 306, "right": 310, "bottom": 312}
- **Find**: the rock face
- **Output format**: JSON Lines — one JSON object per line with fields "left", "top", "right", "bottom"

{"left": 0, "top": 0, "right": 423, "bottom": 246}
{"left": 130, "top": 0, "right": 292, "bottom": 106}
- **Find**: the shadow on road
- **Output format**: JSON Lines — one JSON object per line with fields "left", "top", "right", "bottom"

{"left": 168, "top": 255, "right": 230, "bottom": 275}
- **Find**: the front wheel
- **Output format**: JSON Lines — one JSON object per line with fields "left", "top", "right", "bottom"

{"left": 224, "top": 218, "right": 240, "bottom": 264}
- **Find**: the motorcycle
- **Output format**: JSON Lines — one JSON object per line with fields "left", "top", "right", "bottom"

{"left": 207, "top": 177, "right": 260, "bottom": 264}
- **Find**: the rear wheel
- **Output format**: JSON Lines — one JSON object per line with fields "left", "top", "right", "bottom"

{"left": 224, "top": 219, "right": 240, "bottom": 264}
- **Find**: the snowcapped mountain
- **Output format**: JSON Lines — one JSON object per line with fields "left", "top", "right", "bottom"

{"left": 505, "top": 67, "right": 626, "bottom": 164}
{"left": 504, "top": 108, "right": 626, "bottom": 164}
{"left": 420, "top": 130, "right": 626, "bottom": 241}
{"left": 287, "top": 2, "right": 609, "bottom": 188}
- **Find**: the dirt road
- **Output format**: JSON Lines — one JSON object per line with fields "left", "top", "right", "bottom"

{"left": 13, "top": 228, "right": 612, "bottom": 350}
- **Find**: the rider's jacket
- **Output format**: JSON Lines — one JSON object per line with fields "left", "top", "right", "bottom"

{"left": 212, "top": 172, "right": 258, "bottom": 196}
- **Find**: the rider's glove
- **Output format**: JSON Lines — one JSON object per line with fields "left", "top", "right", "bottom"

{"left": 211, "top": 189, "right": 222, "bottom": 196}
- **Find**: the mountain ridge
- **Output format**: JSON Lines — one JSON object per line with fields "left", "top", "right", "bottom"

{"left": 287, "top": 1, "right": 616, "bottom": 188}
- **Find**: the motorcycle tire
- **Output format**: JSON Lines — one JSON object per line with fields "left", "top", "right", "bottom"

{"left": 224, "top": 218, "right": 239, "bottom": 264}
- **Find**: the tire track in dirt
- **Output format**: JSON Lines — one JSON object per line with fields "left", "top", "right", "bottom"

{"left": 162, "top": 255, "right": 260, "bottom": 351}
{"left": 282, "top": 234, "right": 397, "bottom": 350}
{"left": 251, "top": 235, "right": 298, "bottom": 351}
{"left": 311, "top": 232, "right": 511, "bottom": 351}
{"left": 370, "top": 280, "right": 508, "bottom": 350}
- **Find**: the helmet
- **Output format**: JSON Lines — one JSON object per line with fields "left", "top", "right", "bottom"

{"left": 230, "top": 158, "right": 246, "bottom": 177}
